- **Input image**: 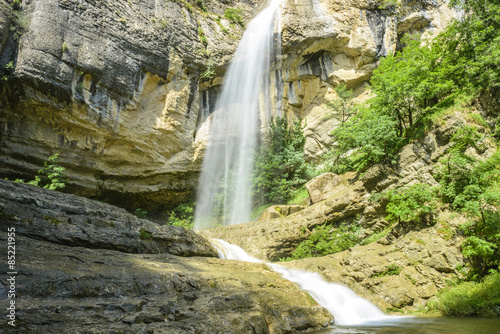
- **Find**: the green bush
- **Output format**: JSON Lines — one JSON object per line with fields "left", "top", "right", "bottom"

{"left": 134, "top": 208, "right": 147, "bottom": 219}
{"left": 284, "top": 223, "right": 361, "bottom": 261}
{"left": 12, "top": 154, "right": 67, "bottom": 190}
{"left": 166, "top": 201, "right": 195, "bottom": 229}
{"left": 430, "top": 272, "right": 500, "bottom": 317}
{"left": 224, "top": 8, "right": 244, "bottom": 26}
{"left": 385, "top": 183, "right": 438, "bottom": 224}
{"left": 371, "top": 263, "right": 401, "bottom": 278}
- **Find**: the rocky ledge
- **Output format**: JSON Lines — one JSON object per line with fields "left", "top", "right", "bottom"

{"left": 0, "top": 180, "right": 333, "bottom": 333}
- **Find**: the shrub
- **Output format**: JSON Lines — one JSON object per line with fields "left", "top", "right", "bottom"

{"left": 371, "top": 264, "right": 401, "bottom": 278}
{"left": 224, "top": 8, "right": 244, "bottom": 26}
{"left": 134, "top": 208, "right": 147, "bottom": 219}
{"left": 166, "top": 201, "right": 195, "bottom": 229}
{"left": 284, "top": 223, "right": 361, "bottom": 261}
{"left": 13, "top": 154, "right": 67, "bottom": 190}
{"left": 430, "top": 272, "right": 500, "bottom": 317}
{"left": 385, "top": 183, "right": 438, "bottom": 224}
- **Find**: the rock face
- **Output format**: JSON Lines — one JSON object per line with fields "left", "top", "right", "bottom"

{"left": 276, "top": 0, "right": 457, "bottom": 160}
{"left": 0, "top": 179, "right": 216, "bottom": 257}
{"left": 0, "top": 0, "right": 253, "bottom": 214}
{"left": 305, "top": 172, "right": 354, "bottom": 204}
{"left": 0, "top": 0, "right": 455, "bottom": 214}
{"left": 0, "top": 180, "right": 333, "bottom": 333}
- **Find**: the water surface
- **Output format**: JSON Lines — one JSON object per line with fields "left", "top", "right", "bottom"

{"left": 312, "top": 316, "right": 500, "bottom": 334}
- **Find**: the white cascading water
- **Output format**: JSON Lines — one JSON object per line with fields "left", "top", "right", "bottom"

{"left": 194, "top": 0, "right": 283, "bottom": 230}
{"left": 211, "top": 239, "right": 389, "bottom": 326}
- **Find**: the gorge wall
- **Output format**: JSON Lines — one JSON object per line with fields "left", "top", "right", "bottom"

{"left": 0, "top": 0, "right": 455, "bottom": 214}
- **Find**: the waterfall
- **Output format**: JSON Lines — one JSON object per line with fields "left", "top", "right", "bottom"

{"left": 211, "top": 239, "right": 389, "bottom": 326}
{"left": 194, "top": 0, "right": 283, "bottom": 230}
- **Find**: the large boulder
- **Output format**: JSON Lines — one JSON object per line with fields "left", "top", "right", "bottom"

{"left": 0, "top": 179, "right": 216, "bottom": 257}
{"left": 305, "top": 172, "right": 353, "bottom": 204}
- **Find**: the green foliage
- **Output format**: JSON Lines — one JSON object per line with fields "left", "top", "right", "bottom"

{"left": 435, "top": 128, "right": 500, "bottom": 278}
{"left": 3, "top": 0, "right": 29, "bottom": 40}
{"left": 134, "top": 208, "right": 147, "bottom": 219}
{"left": 62, "top": 42, "right": 68, "bottom": 53}
{"left": 326, "top": 85, "right": 358, "bottom": 124}
{"left": 328, "top": 106, "right": 401, "bottom": 173}
{"left": 435, "top": 126, "right": 485, "bottom": 207}
{"left": 252, "top": 117, "right": 308, "bottom": 205}
{"left": 200, "top": 57, "right": 215, "bottom": 80}
{"left": 14, "top": 154, "right": 67, "bottom": 190}
{"left": 139, "top": 228, "right": 151, "bottom": 240}
{"left": 323, "top": 0, "right": 499, "bottom": 175}
{"left": 155, "top": 18, "right": 169, "bottom": 29}
{"left": 224, "top": 8, "right": 244, "bottom": 26}
{"left": 385, "top": 183, "right": 438, "bottom": 224}
{"left": 1, "top": 61, "right": 15, "bottom": 81}
{"left": 166, "top": 201, "right": 194, "bottom": 229}
{"left": 284, "top": 223, "right": 361, "bottom": 261}
{"left": 360, "top": 225, "right": 394, "bottom": 245}
{"left": 429, "top": 272, "right": 500, "bottom": 317}
{"left": 370, "top": 34, "right": 456, "bottom": 137}
{"left": 371, "top": 263, "right": 401, "bottom": 278}
{"left": 198, "top": 25, "right": 207, "bottom": 46}
{"left": 286, "top": 186, "right": 309, "bottom": 205}
{"left": 437, "top": 0, "right": 500, "bottom": 93}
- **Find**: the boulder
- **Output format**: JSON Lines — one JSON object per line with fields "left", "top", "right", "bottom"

{"left": 305, "top": 172, "right": 351, "bottom": 204}
{"left": 0, "top": 179, "right": 216, "bottom": 257}
{"left": 258, "top": 205, "right": 306, "bottom": 221}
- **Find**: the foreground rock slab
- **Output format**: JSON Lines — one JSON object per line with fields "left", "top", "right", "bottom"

{"left": 0, "top": 234, "right": 332, "bottom": 333}
{"left": 0, "top": 180, "right": 333, "bottom": 333}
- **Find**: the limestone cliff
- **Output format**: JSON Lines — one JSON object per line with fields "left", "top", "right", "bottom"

{"left": 0, "top": 0, "right": 455, "bottom": 214}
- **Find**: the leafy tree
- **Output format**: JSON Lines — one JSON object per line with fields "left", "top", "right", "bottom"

{"left": 326, "top": 85, "right": 358, "bottom": 124}
{"left": 436, "top": 0, "right": 500, "bottom": 93}
{"left": 328, "top": 106, "right": 401, "bottom": 173}
{"left": 370, "top": 34, "right": 456, "bottom": 137}
{"left": 252, "top": 117, "right": 308, "bottom": 205}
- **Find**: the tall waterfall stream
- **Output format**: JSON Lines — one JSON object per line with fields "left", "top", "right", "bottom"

{"left": 194, "top": 0, "right": 283, "bottom": 229}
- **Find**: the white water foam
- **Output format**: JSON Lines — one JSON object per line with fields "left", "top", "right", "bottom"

{"left": 211, "top": 238, "right": 389, "bottom": 326}
{"left": 194, "top": 0, "right": 284, "bottom": 230}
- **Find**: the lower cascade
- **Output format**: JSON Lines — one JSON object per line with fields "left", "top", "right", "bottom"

{"left": 211, "top": 239, "right": 388, "bottom": 326}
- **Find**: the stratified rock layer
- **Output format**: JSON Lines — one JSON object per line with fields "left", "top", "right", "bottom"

{"left": 0, "top": 179, "right": 216, "bottom": 257}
